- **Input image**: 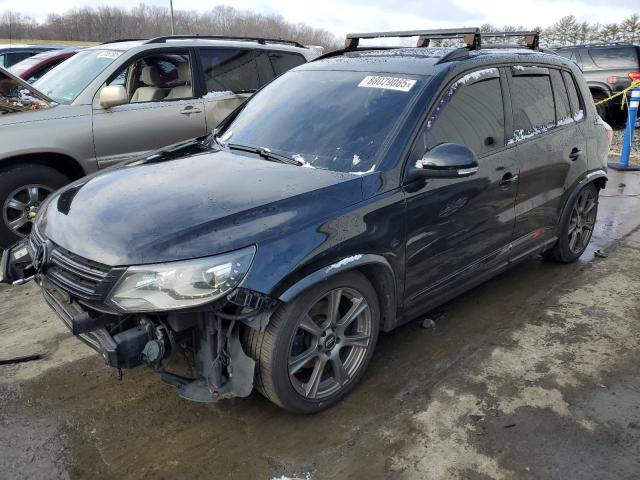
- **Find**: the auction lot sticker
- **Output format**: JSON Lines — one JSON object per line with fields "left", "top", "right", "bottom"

{"left": 358, "top": 76, "right": 416, "bottom": 92}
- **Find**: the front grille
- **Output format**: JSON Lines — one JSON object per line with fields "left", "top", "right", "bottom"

{"left": 29, "top": 228, "right": 121, "bottom": 303}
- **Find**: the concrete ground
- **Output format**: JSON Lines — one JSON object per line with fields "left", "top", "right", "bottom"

{"left": 1, "top": 169, "right": 639, "bottom": 480}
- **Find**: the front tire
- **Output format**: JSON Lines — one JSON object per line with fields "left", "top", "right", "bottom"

{"left": 245, "top": 271, "right": 380, "bottom": 413}
{"left": 0, "top": 164, "right": 70, "bottom": 248}
{"left": 544, "top": 183, "right": 599, "bottom": 263}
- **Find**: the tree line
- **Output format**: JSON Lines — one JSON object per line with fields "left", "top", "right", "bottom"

{"left": 0, "top": 5, "right": 638, "bottom": 51}
{"left": 481, "top": 14, "right": 640, "bottom": 46}
{"left": 0, "top": 4, "right": 341, "bottom": 51}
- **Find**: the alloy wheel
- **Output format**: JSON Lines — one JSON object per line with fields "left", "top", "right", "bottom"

{"left": 2, "top": 184, "right": 53, "bottom": 237}
{"left": 568, "top": 188, "right": 597, "bottom": 255}
{"left": 288, "top": 287, "right": 373, "bottom": 400}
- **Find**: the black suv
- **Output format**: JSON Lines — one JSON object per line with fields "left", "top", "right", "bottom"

{"left": 2, "top": 29, "right": 610, "bottom": 413}
{"left": 555, "top": 43, "right": 640, "bottom": 120}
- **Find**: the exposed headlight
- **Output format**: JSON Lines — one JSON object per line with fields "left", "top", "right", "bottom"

{"left": 108, "top": 246, "right": 256, "bottom": 312}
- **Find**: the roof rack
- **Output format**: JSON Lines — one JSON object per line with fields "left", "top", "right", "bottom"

{"left": 144, "top": 35, "right": 306, "bottom": 49}
{"left": 480, "top": 31, "right": 540, "bottom": 50}
{"left": 100, "top": 39, "right": 147, "bottom": 45}
{"left": 345, "top": 28, "right": 481, "bottom": 50}
{"left": 343, "top": 28, "right": 540, "bottom": 51}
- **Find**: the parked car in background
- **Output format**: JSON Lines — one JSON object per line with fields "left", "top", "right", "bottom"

{"left": 0, "top": 35, "right": 318, "bottom": 248}
{"left": 0, "top": 44, "right": 64, "bottom": 68}
{"left": 555, "top": 43, "right": 640, "bottom": 121}
{"left": 8, "top": 47, "right": 82, "bottom": 83}
{"left": 1, "top": 29, "right": 610, "bottom": 413}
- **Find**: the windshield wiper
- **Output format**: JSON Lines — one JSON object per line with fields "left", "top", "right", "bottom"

{"left": 228, "top": 143, "right": 303, "bottom": 166}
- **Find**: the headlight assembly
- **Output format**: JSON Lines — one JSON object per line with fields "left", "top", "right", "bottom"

{"left": 108, "top": 246, "right": 256, "bottom": 312}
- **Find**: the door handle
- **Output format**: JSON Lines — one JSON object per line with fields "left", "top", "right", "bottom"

{"left": 569, "top": 147, "right": 581, "bottom": 161}
{"left": 499, "top": 173, "right": 519, "bottom": 187}
{"left": 180, "top": 106, "right": 202, "bottom": 115}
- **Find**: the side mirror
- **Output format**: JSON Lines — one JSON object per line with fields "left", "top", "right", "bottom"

{"left": 99, "top": 85, "right": 128, "bottom": 109}
{"left": 409, "top": 143, "right": 479, "bottom": 181}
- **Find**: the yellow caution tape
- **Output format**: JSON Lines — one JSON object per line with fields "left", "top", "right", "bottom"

{"left": 593, "top": 80, "right": 640, "bottom": 110}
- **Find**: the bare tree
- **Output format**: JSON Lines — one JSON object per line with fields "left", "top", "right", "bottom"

{"left": 0, "top": 4, "right": 341, "bottom": 51}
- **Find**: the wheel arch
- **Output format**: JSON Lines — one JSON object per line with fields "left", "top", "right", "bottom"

{"left": 557, "top": 170, "right": 606, "bottom": 235}
{"left": 0, "top": 152, "right": 86, "bottom": 181}
{"left": 278, "top": 254, "right": 399, "bottom": 332}
{"left": 588, "top": 83, "right": 612, "bottom": 98}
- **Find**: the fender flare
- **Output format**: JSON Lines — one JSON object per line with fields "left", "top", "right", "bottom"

{"left": 278, "top": 254, "right": 399, "bottom": 330}
{"left": 556, "top": 169, "right": 607, "bottom": 236}
{"left": 279, "top": 254, "right": 396, "bottom": 301}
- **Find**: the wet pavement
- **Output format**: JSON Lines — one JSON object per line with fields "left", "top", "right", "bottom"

{"left": 1, "top": 169, "right": 639, "bottom": 480}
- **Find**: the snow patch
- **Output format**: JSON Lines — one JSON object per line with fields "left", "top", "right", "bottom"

{"left": 508, "top": 110, "right": 586, "bottom": 145}
{"left": 450, "top": 68, "right": 498, "bottom": 90}
{"left": 203, "top": 90, "right": 234, "bottom": 99}
{"left": 292, "top": 154, "right": 316, "bottom": 169}
{"left": 326, "top": 254, "right": 363, "bottom": 273}
{"left": 349, "top": 165, "right": 375, "bottom": 175}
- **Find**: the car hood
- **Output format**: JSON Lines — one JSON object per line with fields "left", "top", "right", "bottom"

{"left": 0, "top": 66, "right": 54, "bottom": 114}
{"left": 38, "top": 150, "right": 365, "bottom": 266}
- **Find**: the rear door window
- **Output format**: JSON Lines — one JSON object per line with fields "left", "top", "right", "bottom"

{"left": 198, "top": 48, "right": 274, "bottom": 95}
{"left": 549, "top": 69, "right": 571, "bottom": 122}
{"left": 588, "top": 47, "right": 638, "bottom": 69}
{"left": 418, "top": 69, "right": 505, "bottom": 158}
{"left": 268, "top": 51, "right": 306, "bottom": 76}
{"left": 509, "top": 70, "right": 555, "bottom": 136}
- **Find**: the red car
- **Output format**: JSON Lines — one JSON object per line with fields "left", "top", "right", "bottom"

{"left": 8, "top": 48, "right": 82, "bottom": 83}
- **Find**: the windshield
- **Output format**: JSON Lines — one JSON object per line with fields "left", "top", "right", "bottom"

{"left": 33, "top": 49, "right": 122, "bottom": 104}
{"left": 224, "top": 70, "right": 425, "bottom": 174}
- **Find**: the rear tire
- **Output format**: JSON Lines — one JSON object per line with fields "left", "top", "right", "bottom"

{"left": 543, "top": 183, "right": 599, "bottom": 263}
{"left": 244, "top": 271, "right": 380, "bottom": 413}
{"left": 0, "top": 164, "right": 70, "bottom": 248}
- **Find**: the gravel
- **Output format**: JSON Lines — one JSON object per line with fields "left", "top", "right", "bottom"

{"left": 610, "top": 126, "right": 640, "bottom": 160}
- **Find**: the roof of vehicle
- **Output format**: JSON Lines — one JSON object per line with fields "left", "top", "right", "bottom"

{"left": 85, "top": 36, "right": 314, "bottom": 56}
{"left": 302, "top": 46, "right": 575, "bottom": 76}
{"left": 0, "top": 44, "right": 64, "bottom": 51}
{"left": 23, "top": 47, "right": 82, "bottom": 60}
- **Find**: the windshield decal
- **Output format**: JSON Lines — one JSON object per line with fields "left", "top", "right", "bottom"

{"left": 96, "top": 51, "right": 122, "bottom": 59}
{"left": 358, "top": 76, "right": 416, "bottom": 92}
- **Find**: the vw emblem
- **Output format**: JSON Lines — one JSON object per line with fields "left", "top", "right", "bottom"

{"left": 32, "top": 242, "right": 48, "bottom": 273}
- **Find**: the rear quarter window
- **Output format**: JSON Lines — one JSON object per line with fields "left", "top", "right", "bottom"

{"left": 550, "top": 69, "right": 571, "bottom": 121}
{"left": 588, "top": 47, "right": 638, "bottom": 69}
{"left": 562, "top": 70, "right": 584, "bottom": 117}
{"left": 509, "top": 72, "right": 556, "bottom": 134}
{"left": 269, "top": 52, "right": 306, "bottom": 76}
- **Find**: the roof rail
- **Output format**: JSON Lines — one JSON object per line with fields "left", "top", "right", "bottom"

{"left": 100, "top": 38, "right": 147, "bottom": 45}
{"left": 345, "top": 28, "right": 481, "bottom": 50}
{"left": 144, "top": 34, "right": 306, "bottom": 49}
{"left": 554, "top": 42, "right": 633, "bottom": 48}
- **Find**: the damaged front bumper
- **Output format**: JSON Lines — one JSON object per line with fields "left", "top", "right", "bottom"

{"left": 1, "top": 239, "right": 276, "bottom": 403}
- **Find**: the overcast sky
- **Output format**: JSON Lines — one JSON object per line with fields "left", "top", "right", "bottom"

{"left": 1, "top": 0, "right": 637, "bottom": 37}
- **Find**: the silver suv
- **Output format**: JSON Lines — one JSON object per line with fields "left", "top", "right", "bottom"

{"left": 0, "top": 35, "right": 318, "bottom": 247}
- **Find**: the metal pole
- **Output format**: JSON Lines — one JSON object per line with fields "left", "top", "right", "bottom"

{"left": 610, "top": 87, "right": 640, "bottom": 170}
{"left": 169, "top": 0, "right": 175, "bottom": 35}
